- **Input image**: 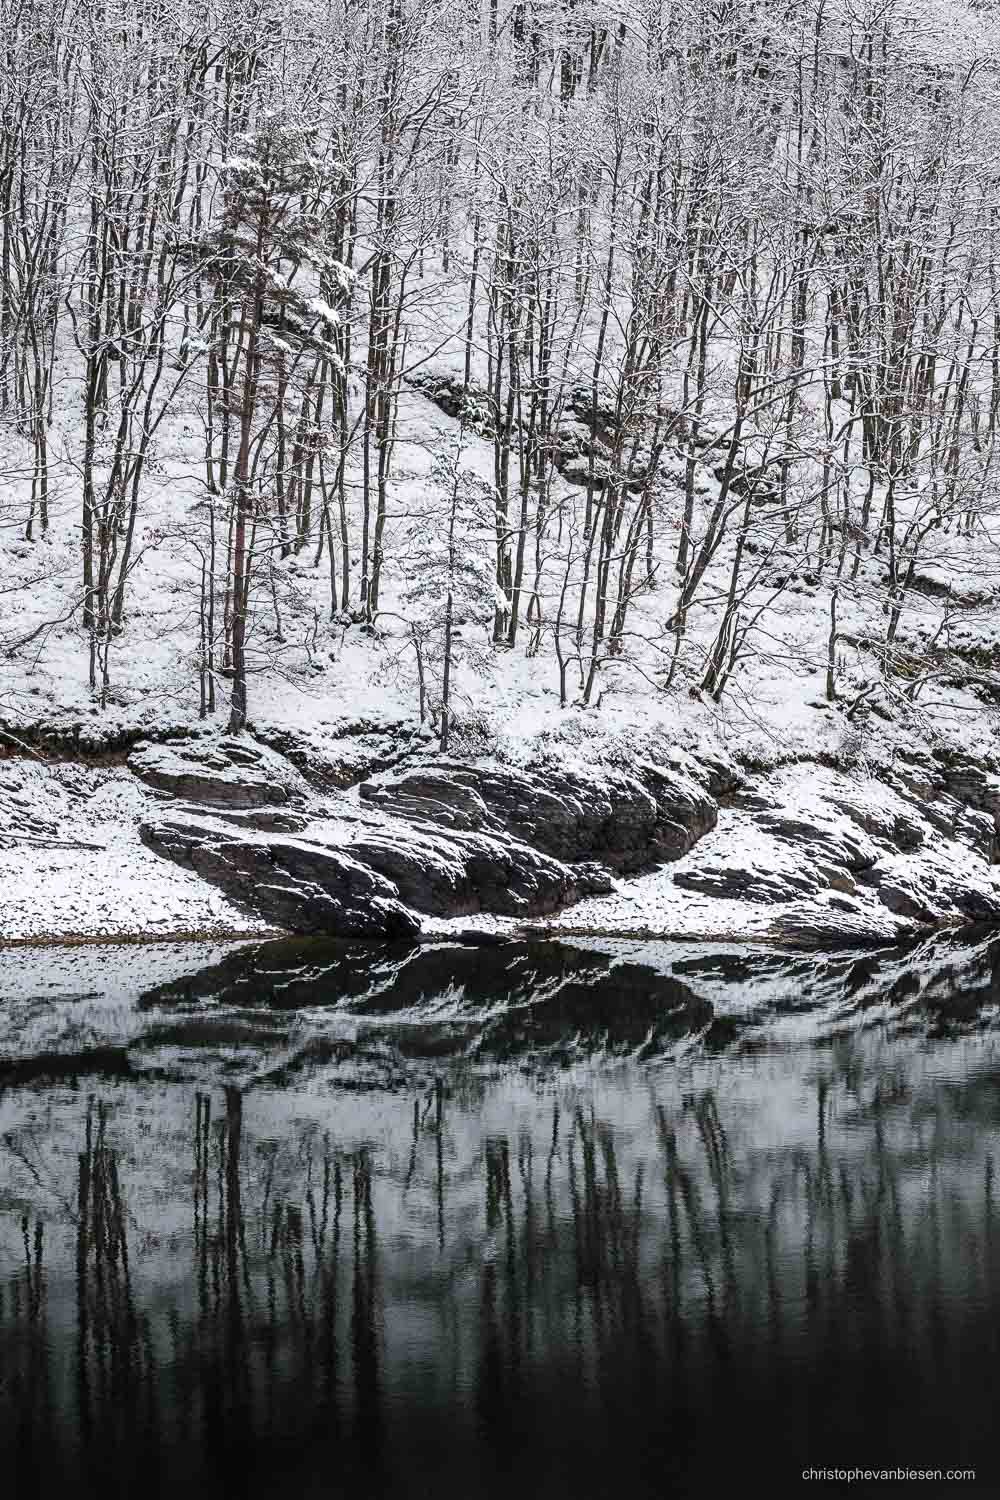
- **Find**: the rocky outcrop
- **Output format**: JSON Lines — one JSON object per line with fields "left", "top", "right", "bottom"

{"left": 253, "top": 716, "right": 424, "bottom": 791}
{"left": 129, "top": 738, "right": 310, "bottom": 809}
{"left": 137, "top": 741, "right": 730, "bottom": 938}
{"left": 672, "top": 792, "right": 882, "bottom": 907}
{"left": 140, "top": 801, "right": 614, "bottom": 934}
{"left": 570, "top": 761, "right": 1000, "bottom": 948}
{"left": 341, "top": 821, "right": 611, "bottom": 917}
{"left": 357, "top": 750, "right": 728, "bottom": 873}
{"left": 127, "top": 726, "right": 1000, "bottom": 950}
{"left": 941, "top": 756, "right": 1000, "bottom": 837}
{"left": 405, "top": 366, "right": 685, "bottom": 492}
{"left": 140, "top": 814, "right": 421, "bottom": 939}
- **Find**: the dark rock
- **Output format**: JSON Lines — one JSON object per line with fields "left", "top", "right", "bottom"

{"left": 754, "top": 811, "right": 877, "bottom": 871}
{"left": 674, "top": 862, "right": 826, "bottom": 903}
{"left": 859, "top": 860, "right": 1000, "bottom": 926}
{"left": 873, "top": 875, "right": 939, "bottom": 924}
{"left": 953, "top": 805, "right": 998, "bottom": 861}
{"left": 405, "top": 367, "right": 683, "bottom": 493}
{"left": 688, "top": 746, "right": 742, "bottom": 797}
{"left": 170, "top": 803, "right": 311, "bottom": 834}
{"left": 132, "top": 735, "right": 726, "bottom": 937}
{"left": 907, "top": 571, "right": 993, "bottom": 608}
{"left": 828, "top": 795, "right": 925, "bottom": 852}
{"left": 888, "top": 754, "right": 946, "bottom": 803}
{"left": 140, "top": 800, "right": 614, "bottom": 935}
{"left": 883, "top": 784, "right": 992, "bottom": 857}
{"left": 406, "top": 369, "right": 486, "bottom": 426}
{"left": 0, "top": 715, "right": 203, "bottom": 759}
{"left": 730, "top": 791, "right": 775, "bottom": 812}
{"left": 140, "top": 814, "right": 420, "bottom": 939}
{"left": 345, "top": 824, "right": 612, "bottom": 917}
{"left": 358, "top": 755, "right": 720, "bottom": 874}
{"left": 818, "top": 866, "right": 857, "bottom": 894}
{"left": 943, "top": 760, "right": 1000, "bottom": 833}
{"left": 128, "top": 724, "right": 1000, "bottom": 949}
{"left": 664, "top": 756, "right": 1000, "bottom": 939}
{"left": 254, "top": 717, "right": 422, "bottom": 791}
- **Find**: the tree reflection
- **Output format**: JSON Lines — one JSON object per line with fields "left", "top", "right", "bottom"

{"left": 2, "top": 1044, "right": 999, "bottom": 1494}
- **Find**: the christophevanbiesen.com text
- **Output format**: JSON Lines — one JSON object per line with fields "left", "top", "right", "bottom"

{"left": 803, "top": 1470, "right": 976, "bottom": 1483}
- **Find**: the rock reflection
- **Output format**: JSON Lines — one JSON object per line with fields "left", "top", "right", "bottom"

{"left": 3, "top": 968, "right": 1000, "bottom": 1493}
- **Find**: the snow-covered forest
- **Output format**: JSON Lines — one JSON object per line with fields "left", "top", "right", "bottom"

{"left": 4, "top": 0, "right": 1000, "bottom": 758}
{"left": 7, "top": 9, "right": 1000, "bottom": 1481}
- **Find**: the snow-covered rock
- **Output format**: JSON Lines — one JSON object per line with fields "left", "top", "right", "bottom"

{"left": 550, "top": 763, "right": 1000, "bottom": 948}
{"left": 128, "top": 737, "right": 311, "bottom": 809}
{"left": 141, "top": 791, "right": 614, "bottom": 932}
{"left": 254, "top": 715, "right": 423, "bottom": 790}
{"left": 133, "top": 739, "right": 728, "bottom": 935}
{"left": 341, "top": 821, "right": 611, "bottom": 916}
{"left": 357, "top": 752, "right": 728, "bottom": 873}
{"left": 6, "top": 720, "right": 1000, "bottom": 950}
{"left": 140, "top": 813, "right": 421, "bottom": 939}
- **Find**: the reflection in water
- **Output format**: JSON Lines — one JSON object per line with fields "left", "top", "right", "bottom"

{"left": 4, "top": 940, "right": 1000, "bottom": 1495}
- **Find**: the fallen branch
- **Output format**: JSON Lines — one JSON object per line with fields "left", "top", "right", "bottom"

{"left": 0, "top": 833, "right": 106, "bottom": 851}
{"left": 0, "top": 727, "right": 46, "bottom": 761}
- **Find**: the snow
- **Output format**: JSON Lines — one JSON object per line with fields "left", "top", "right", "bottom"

{"left": 540, "top": 763, "right": 1000, "bottom": 945}
{"left": 3, "top": 360, "right": 995, "bottom": 778}
{"left": 0, "top": 762, "right": 276, "bottom": 944}
{"left": 306, "top": 296, "right": 340, "bottom": 324}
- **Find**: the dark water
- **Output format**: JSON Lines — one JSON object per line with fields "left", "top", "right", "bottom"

{"left": 4, "top": 932, "right": 1000, "bottom": 1497}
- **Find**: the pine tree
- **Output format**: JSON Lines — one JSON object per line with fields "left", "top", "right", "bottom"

{"left": 190, "top": 115, "right": 349, "bottom": 732}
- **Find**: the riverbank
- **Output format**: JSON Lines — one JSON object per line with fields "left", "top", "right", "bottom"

{"left": 3, "top": 715, "right": 1000, "bottom": 951}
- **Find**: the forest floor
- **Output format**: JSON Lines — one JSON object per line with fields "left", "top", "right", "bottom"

{"left": 3, "top": 372, "right": 1000, "bottom": 948}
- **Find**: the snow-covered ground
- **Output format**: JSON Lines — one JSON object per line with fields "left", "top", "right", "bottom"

{"left": 0, "top": 760, "right": 273, "bottom": 943}
{"left": 3, "top": 373, "right": 998, "bottom": 771}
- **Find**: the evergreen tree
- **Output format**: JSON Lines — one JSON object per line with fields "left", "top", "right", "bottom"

{"left": 191, "top": 115, "right": 348, "bottom": 731}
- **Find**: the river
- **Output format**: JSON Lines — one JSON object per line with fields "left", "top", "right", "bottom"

{"left": 2, "top": 932, "right": 999, "bottom": 1495}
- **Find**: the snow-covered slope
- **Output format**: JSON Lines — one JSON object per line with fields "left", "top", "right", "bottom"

{"left": 3, "top": 724, "right": 1000, "bottom": 949}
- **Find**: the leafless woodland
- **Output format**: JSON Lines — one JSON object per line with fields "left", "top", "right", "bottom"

{"left": 2, "top": 0, "right": 1000, "bottom": 748}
